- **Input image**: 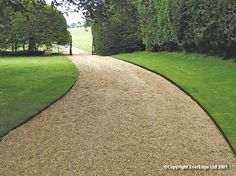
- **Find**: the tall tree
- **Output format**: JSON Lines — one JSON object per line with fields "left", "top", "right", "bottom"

{"left": 0, "top": 1, "right": 71, "bottom": 52}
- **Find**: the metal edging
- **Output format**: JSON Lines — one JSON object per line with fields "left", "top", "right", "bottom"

{"left": 114, "top": 56, "right": 236, "bottom": 157}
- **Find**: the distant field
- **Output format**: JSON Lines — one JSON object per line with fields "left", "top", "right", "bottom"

{"left": 0, "top": 56, "right": 78, "bottom": 136}
{"left": 115, "top": 52, "right": 236, "bottom": 150}
{"left": 69, "top": 27, "right": 92, "bottom": 52}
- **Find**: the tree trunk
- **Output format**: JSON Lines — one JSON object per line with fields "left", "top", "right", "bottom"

{"left": 11, "top": 41, "right": 14, "bottom": 52}
{"left": 28, "top": 38, "right": 35, "bottom": 51}
{"left": 70, "top": 39, "right": 72, "bottom": 55}
{"left": 14, "top": 42, "right": 18, "bottom": 51}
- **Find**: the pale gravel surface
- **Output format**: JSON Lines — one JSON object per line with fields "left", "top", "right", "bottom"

{"left": 0, "top": 49, "right": 235, "bottom": 176}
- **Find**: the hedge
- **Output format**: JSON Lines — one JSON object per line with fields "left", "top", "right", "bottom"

{"left": 138, "top": 0, "right": 236, "bottom": 58}
{"left": 92, "top": 0, "right": 236, "bottom": 58}
{"left": 91, "top": 3, "right": 144, "bottom": 55}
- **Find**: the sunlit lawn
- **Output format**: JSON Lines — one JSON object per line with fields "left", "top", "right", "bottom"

{"left": 69, "top": 27, "right": 92, "bottom": 52}
{"left": 0, "top": 56, "right": 78, "bottom": 136}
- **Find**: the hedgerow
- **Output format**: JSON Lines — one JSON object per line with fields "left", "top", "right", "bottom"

{"left": 91, "top": 4, "right": 144, "bottom": 55}
{"left": 91, "top": 0, "right": 236, "bottom": 58}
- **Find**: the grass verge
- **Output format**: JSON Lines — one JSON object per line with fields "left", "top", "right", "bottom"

{"left": 115, "top": 51, "right": 236, "bottom": 150}
{"left": 0, "top": 56, "right": 78, "bottom": 136}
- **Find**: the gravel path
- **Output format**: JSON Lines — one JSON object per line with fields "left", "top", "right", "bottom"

{"left": 0, "top": 49, "right": 235, "bottom": 176}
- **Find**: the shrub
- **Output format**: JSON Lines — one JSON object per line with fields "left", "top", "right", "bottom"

{"left": 91, "top": 2, "right": 144, "bottom": 55}
{"left": 137, "top": 0, "right": 179, "bottom": 52}
{"left": 137, "top": 0, "right": 236, "bottom": 58}
{"left": 86, "top": 0, "right": 236, "bottom": 58}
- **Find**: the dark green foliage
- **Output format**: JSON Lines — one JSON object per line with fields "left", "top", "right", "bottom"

{"left": 7, "top": 0, "right": 232, "bottom": 57}
{"left": 91, "top": 0, "right": 235, "bottom": 57}
{"left": 174, "top": 0, "right": 236, "bottom": 57}
{"left": 92, "top": 3, "right": 144, "bottom": 55}
{"left": 0, "top": 1, "right": 70, "bottom": 52}
{"left": 138, "top": 0, "right": 179, "bottom": 52}
{"left": 138, "top": 0, "right": 236, "bottom": 57}
{"left": 137, "top": 0, "right": 159, "bottom": 51}
{"left": 0, "top": 51, "right": 45, "bottom": 56}
{"left": 0, "top": 2, "right": 12, "bottom": 50}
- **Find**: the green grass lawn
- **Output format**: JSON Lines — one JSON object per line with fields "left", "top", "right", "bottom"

{"left": 0, "top": 56, "right": 78, "bottom": 136}
{"left": 69, "top": 27, "right": 92, "bottom": 52}
{"left": 115, "top": 52, "right": 236, "bottom": 150}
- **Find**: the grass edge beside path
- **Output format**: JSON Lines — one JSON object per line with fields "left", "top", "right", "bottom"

{"left": 0, "top": 56, "right": 78, "bottom": 137}
{"left": 114, "top": 51, "right": 236, "bottom": 151}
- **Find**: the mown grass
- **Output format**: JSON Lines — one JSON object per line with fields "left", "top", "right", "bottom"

{"left": 69, "top": 27, "right": 92, "bottom": 52}
{"left": 0, "top": 56, "right": 78, "bottom": 136}
{"left": 115, "top": 52, "right": 236, "bottom": 150}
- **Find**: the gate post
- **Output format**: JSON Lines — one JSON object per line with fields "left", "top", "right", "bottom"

{"left": 69, "top": 35, "right": 72, "bottom": 55}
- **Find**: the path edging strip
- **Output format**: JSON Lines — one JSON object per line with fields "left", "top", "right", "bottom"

{"left": 114, "top": 56, "right": 236, "bottom": 157}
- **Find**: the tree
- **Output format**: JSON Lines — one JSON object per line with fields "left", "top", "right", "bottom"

{"left": 0, "top": 0, "right": 13, "bottom": 50}
{"left": 0, "top": 1, "right": 71, "bottom": 52}
{"left": 6, "top": 0, "right": 234, "bottom": 57}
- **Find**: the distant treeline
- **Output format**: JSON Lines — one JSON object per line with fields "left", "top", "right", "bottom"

{"left": 91, "top": 0, "right": 236, "bottom": 58}
{"left": 0, "top": 1, "right": 70, "bottom": 53}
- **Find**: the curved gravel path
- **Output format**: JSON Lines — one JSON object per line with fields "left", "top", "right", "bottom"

{"left": 0, "top": 49, "right": 235, "bottom": 176}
